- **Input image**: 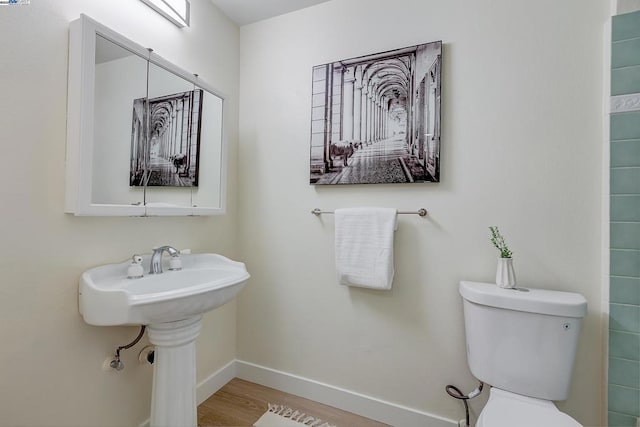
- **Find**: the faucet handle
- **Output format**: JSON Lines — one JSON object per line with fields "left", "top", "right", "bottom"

{"left": 169, "top": 254, "right": 182, "bottom": 271}
{"left": 128, "top": 254, "right": 144, "bottom": 279}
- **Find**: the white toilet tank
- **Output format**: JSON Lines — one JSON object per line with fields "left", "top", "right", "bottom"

{"left": 459, "top": 281, "right": 587, "bottom": 401}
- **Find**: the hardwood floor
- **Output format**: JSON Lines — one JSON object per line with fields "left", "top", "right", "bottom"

{"left": 197, "top": 378, "right": 390, "bottom": 427}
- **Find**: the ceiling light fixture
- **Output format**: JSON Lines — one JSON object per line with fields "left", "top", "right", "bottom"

{"left": 140, "top": 0, "right": 190, "bottom": 28}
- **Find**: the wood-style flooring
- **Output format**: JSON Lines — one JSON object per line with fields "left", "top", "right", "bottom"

{"left": 197, "top": 378, "right": 389, "bottom": 427}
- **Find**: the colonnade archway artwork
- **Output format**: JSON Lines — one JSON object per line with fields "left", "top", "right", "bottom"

{"left": 309, "top": 41, "right": 441, "bottom": 185}
{"left": 130, "top": 89, "right": 203, "bottom": 187}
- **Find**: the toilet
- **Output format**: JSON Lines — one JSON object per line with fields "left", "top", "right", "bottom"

{"left": 459, "top": 281, "right": 587, "bottom": 427}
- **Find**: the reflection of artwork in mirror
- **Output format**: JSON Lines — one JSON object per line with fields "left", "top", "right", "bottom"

{"left": 130, "top": 89, "right": 203, "bottom": 187}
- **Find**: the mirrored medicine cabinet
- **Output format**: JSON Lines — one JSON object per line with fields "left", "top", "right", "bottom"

{"left": 66, "top": 14, "right": 227, "bottom": 216}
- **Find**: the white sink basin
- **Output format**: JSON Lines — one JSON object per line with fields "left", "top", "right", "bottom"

{"left": 79, "top": 253, "right": 250, "bottom": 326}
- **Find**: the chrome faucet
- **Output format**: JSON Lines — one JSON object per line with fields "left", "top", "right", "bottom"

{"left": 149, "top": 246, "right": 181, "bottom": 274}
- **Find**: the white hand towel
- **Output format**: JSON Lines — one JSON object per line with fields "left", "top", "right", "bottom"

{"left": 335, "top": 207, "right": 397, "bottom": 290}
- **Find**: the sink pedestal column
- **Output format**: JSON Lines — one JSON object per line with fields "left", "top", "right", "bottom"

{"left": 147, "top": 316, "right": 202, "bottom": 427}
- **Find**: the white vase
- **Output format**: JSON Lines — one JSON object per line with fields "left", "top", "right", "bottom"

{"left": 496, "top": 257, "right": 516, "bottom": 288}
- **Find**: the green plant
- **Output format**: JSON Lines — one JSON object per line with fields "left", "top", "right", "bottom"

{"left": 489, "top": 226, "right": 513, "bottom": 258}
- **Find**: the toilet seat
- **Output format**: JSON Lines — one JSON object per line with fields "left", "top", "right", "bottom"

{"left": 476, "top": 388, "right": 582, "bottom": 427}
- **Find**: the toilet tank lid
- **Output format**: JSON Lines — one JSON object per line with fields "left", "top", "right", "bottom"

{"left": 459, "top": 281, "right": 587, "bottom": 318}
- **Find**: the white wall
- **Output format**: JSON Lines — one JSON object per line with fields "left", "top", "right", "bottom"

{"left": 617, "top": 0, "right": 640, "bottom": 13}
{"left": 237, "top": 0, "right": 608, "bottom": 425}
{"left": 0, "top": 1, "right": 239, "bottom": 425}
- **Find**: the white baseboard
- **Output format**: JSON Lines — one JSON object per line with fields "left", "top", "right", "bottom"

{"left": 138, "top": 359, "right": 457, "bottom": 427}
{"left": 196, "top": 359, "right": 237, "bottom": 405}
{"left": 236, "top": 360, "right": 458, "bottom": 427}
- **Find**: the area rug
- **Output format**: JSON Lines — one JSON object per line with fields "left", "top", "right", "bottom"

{"left": 253, "top": 404, "right": 336, "bottom": 427}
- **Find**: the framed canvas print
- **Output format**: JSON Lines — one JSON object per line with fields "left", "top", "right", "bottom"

{"left": 309, "top": 41, "right": 442, "bottom": 185}
{"left": 130, "top": 89, "right": 203, "bottom": 187}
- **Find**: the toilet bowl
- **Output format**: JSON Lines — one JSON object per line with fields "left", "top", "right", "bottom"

{"left": 476, "top": 387, "right": 581, "bottom": 427}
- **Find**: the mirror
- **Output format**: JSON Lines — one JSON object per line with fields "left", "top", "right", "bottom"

{"left": 66, "top": 15, "right": 226, "bottom": 216}
{"left": 93, "top": 35, "right": 147, "bottom": 206}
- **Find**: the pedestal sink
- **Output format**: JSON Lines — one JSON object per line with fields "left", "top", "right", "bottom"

{"left": 79, "top": 253, "right": 250, "bottom": 427}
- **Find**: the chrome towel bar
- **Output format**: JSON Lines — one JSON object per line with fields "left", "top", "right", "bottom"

{"left": 311, "top": 208, "right": 427, "bottom": 217}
